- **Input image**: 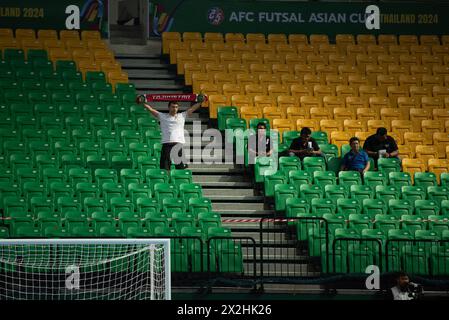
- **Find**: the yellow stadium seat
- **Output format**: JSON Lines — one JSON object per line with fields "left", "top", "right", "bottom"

{"left": 253, "top": 95, "right": 276, "bottom": 109}
{"left": 276, "top": 44, "right": 296, "bottom": 55}
{"left": 93, "top": 50, "right": 115, "bottom": 65}
{"left": 286, "top": 107, "right": 308, "bottom": 120}
{"left": 322, "top": 96, "right": 345, "bottom": 109}
{"left": 378, "top": 34, "right": 397, "bottom": 47}
{"left": 229, "top": 64, "right": 249, "bottom": 75}
{"left": 315, "top": 65, "right": 338, "bottom": 77}
{"left": 297, "top": 44, "right": 317, "bottom": 55}
{"left": 388, "top": 65, "right": 410, "bottom": 78}
{"left": 389, "top": 45, "right": 409, "bottom": 57}
{"left": 356, "top": 54, "right": 376, "bottom": 72}
{"left": 433, "top": 85, "right": 449, "bottom": 98}
{"left": 16, "top": 28, "right": 36, "bottom": 41}
{"left": 377, "top": 75, "right": 398, "bottom": 95}
{"left": 176, "top": 52, "right": 197, "bottom": 74}
{"left": 240, "top": 106, "right": 263, "bottom": 122}
{"left": 335, "top": 34, "right": 355, "bottom": 52}
{"left": 107, "top": 71, "right": 128, "bottom": 88}
{"left": 432, "top": 44, "right": 449, "bottom": 58}
{"left": 422, "top": 97, "right": 444, "bottom": 111}
{"left": 250, "top": 63, "right": 271, "bottom": 75}
{"left": 225, "top": 33, "right": 245, "bottom": 44}
{"left": 364, "top": 64, "right": 387, "bottom": 85}
{"left": 310, "top": 34, "right": 329, "bottom": 46}
{"left": 304, "top": 74, "right": 324, "bottom": 86}
{"left": 398, "top": 74, "right": 420, "bottom": 88}
{"left": 348, "top": 75, "right": 369, "bottom": 87}
{"left": 397, "top": 96, "right": 418, "bottom": 120}
{"left": 232, "top": 95, "right": 253, "bottom": 109}
{"left": 246, "top": 33, "right": 266, "bottom": 46}
{"left": 344, "top": 120, "right": 366, "bottom": 134}
{"left": 410, "top": 65, "right": 432, "bottom": 77}
{"left": 434, "top": 133, "right": 449, "bottom": 158}
{"left": 259, "top": 74, "right": 281, "bottom": 86}
{"left": 278, "top": 95, "right": 299, "bottom": 110}
{"left": 391, "top": 120, "right": 413, "bottom": 144}
{"left": 0, "top": 38, "right": 18, "bottom": 50}
{"left": 162, "top": 32, "right": 181, "bottom": 55}
{"left": 49, "top": 48, "right": 71, "bottom": 62}
{"left": 255, "top": 43, "right": 275, "bottom": 55}
{"left": 240, "top": 52, "right": 261, "bottom": 65}
{"left": 432, "top": 65, "right": 449, "bottom": 77}
{"left": 234, "top": 43, "right": 254, "bottom": 56}
{"left": 377, "top": 54, "right": 397, "bottom": 68}
{"left": 404, "top": 132, "right": 426, "bottom": 157}
{"left": 264, "top": 107, "right": 285, "bottom": 126}
{"left": 214, "top": 72, "right": 235, "bottom": 87}
{"left": 81, "top": 30, "right": 101, "bottom": 41}
{"left": 409, "top": 108, "right": 430, "bottom": 131}
{"left": 320, "top": 119, "right": 343, "bottom": 133}
{"left": 245, "top": 84, "right": 267, "bottom": 97}
{"left": 100, "top": 61, "right": 121, "bottom": 77}
{"left": 446, "top": 96, "right": 449, "bottom": 108}
{"left": 288, "top": 34, "right": 308, "bottom": 46}
{"left": 264, "top": 54, "right": 284, "bottom": 65}
{"left": 360, "top": 86, "right": 382, "bottom": 99}
{"left": 21, "top": 39, "right": 43, "bottom": 55}
{"left": 235, "top": 73, "right": 256, "bottom": 86}
{"left": 328, "top": 54, "right": 348, "bottom": 66}
{"left": 433, "top": 108, "right": 449, "bottom": 122}
{"left": 356, "top": 108, "right": 377, "bottom": 123}
{"left": 354, "top": 131, "right": 371, "bottom": 145}
{"left": 0, "top": 28, "right": 14, "bottom": 39}
{"left": 208, "top": 95, "right": 230, "bottom": 119}
{"left": 268, "top": 84, "right": 289, "bottom": 97}
{"left": 348, "top": 97, "right": 369, "bottom": 110}
{"left": 192, "top": 73, "right": 212, "bottom": 93}
{"left": 420, "top": 35, "right": 440, "bottom": 46}
{"left": 325, "top": 74, "right": 348, "bottom": 86}
{"left": 307, "top": 54, "right": 327, "bottom": 65}
{"left": 60, "top": 30, "right": 80, "bottom": 41}
{"left": 402, "top": 158, "right": 427, "bottom": 183}
{"left": 79, "top": 61, "right": 100, "bottom": 79}
{"left": 313, "top": 85, "right": 334, "bottom": 98}
{"left": 399, "top": 35, "right": 419, "bottom": 47}
{"left": 273, "top": 119, "right": 296, "bottom": 139}
{"left": 416, "top": 145, "right": 439, "bottom": 162}
{"left": 331, "top": 131, "right": 352, "bottom": 151}
{"left": 380, "top": 108, "right": 402, "bottom": 125}
{"left": 387, "top": 86, "right": 409, "bottom": 107}
{"left": 198, "top": 52, "right": 218, "bottom": 65}
{"left": 421, "top": 54, "right": 442, "bottom": 68}
{"left": 212, "top": 43, "right": 233, "bottom": 54}
{"left": 291, "top": 84, "right": 314, "bottom": 98}
{"left": 267, "top": 33, "right": 287, "bottom": 46}
{"left": 199, "top": 83, "right": 221, "bottom": 97}
{"left": 346, "top": 45, "right": 366, "bottom": 62}
{"left": 367, "top": 45, "right": 388, "bottom": 58}
{"left": 399, "top": 54, "right": 419, "bottom": 67}
{"left": 409, "top": 86, "right": 431, "bottom": 99}
{"left": 204, "top": 32, "right": 224, "bottom": 45}
{"left": 87, "top": 40, "right": 108, "bottom": 51}
{"left": 368, "top": 119, "right": 391, "bottom": 132}
{"left": 65, "top": 39, "right": 86, "bottom": 51}
{"left": 356, "top": 34, "right": 376, "bottom": 46}
{"left": 285, "top": 54, "right": 303, "bottom": 66}
{"left": 318, "top": 44, "right": 338, "bottom": 58}
{"left": 310, "top": 107, "right": 333, "bottom": 120}
{"left": 397, "top": 145, "right": 412, "bottom": 159}
{"left": 334, "top": 107, "right": 355, "bottom": 121}
{"left": 336, "top": 85, "right": 357, "bottom": 97}
{"left": 428, "top": 159, "right": 449, "bottom": 183}
{"left": 338, "top": 65, "right": 360, "bottom": 77}
{"left": 222, "top": 84, "right": 243, "bottom": 99}
{"left": 183, "top": 32, "right": 202, "bottom": 43}
{"left": 444, "top": 56, "right": 449, "bottom": 66}
{"left": 72, "top": 49, "right": 93, "bottom": 62}
{"left": 296, "top": 119, "right": 320, "bottom": 132}
{"left": 219, "top": 52, "right": 240, "bottom": 65}
{"left": 44, "top": 39, "right": 64, "bottom": 51}
{"left": 205, "top": 63, "right": 226, "bottom": 75}
{"left": 169, "top": 44, "right": 188, "bottom": 64}
{"left": 294, "top": 64, "right": 315, "bottom": 78}
{"left": 272, "top": 63, "right": 291, "bottom": 75}
{"left": 369, "top": 97, "right": 391, "bottom": 113}
{"left": 301, "top": 96, "right": 323, "bottom": 110}
{"left": 37, "top": 29, "right": 57, "bottom": 41}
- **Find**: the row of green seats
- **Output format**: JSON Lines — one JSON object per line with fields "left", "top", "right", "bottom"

{"left": 1, "top": 49, "right": 52, "bottom": 62}
{"left": 277, "top": 183, "right": 448, "bottom": 212}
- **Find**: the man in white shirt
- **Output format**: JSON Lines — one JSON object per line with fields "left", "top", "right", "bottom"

{"left": 389, "top": 272, "right": 423, "bottom": 300}
{"left": 140, "top": 97, "right": 204, "bottom": 170}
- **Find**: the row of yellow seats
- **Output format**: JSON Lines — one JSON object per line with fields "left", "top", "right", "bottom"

{"left": 403, "top": 158, "right": 449, "bottom": 180}
{"left": 162, "top": 31, "right": 449, "bottom": 54}
{"left": 48, "top": 48, "right": 115, "bottom": 64}
{"left": 0, "top": 28, "right": 101, "bottom": 41}
{"left": 198, "top": 83, "right": 449, "bottom": 101}
{"left": 192, "top": 71, "right": 449, "bottom": 91}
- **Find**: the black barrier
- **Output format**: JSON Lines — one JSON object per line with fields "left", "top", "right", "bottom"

{"left": 332, "top": 238, "right": 383, "bottom": 274}
{"left": 207, "top": 236, "right": 258, "bottom": 287}
{"left": 259, "top": 217, "right": 329, "bottom": 281}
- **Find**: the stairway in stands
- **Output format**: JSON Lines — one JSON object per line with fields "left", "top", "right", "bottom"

{"left": 110, "top": 40, "right": 316, "bottom": 288}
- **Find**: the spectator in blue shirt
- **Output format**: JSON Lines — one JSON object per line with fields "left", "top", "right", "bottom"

{"left": 340, "top": 137, "right": 370, "bottom": 174}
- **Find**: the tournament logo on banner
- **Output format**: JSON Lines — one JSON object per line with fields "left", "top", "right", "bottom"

{"left": 207, "top": 7, "right": 224, "bottom": 25}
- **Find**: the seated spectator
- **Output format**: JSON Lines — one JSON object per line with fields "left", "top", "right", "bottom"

{"left": 363, "top": 127, "right": 399, "bottom": 164}
{"left": 248, "top": 122, "right": 273, "bottom": 158}
{"left": 288, "top": 127, "right": 322, "bottom": 160}
{"left": 340, "top": 137, "right": 370, "bottom": 174}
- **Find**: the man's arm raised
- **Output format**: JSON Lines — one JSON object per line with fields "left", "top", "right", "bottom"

{"left": 186, "top": 94, "right": 205, "bottom": 117}
{"left": 142, "top": 103, "right": 159, "bottom": 119}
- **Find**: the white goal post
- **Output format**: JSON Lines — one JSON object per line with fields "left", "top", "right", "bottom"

{"left": 0, "top": 238, "right": 171, "bottom": 300}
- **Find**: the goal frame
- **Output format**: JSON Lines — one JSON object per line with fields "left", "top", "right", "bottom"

{"left": 0, "top": 238, "right": 171, "bottom": 300}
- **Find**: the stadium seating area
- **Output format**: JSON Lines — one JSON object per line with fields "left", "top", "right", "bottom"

{"left": 164, "top": 31, "right": 449, "bottom": 276}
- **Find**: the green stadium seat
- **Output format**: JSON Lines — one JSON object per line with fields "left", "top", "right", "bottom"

{"left": 339, "top": 170, "right": 362, "bottom": 187}
{"left": 63, "top": 210, "right": 89, "bottom": 234}
{"left": 172, "top": 212, "right": 195, "bottom": 233}
{"left": 320, "top": 144, "right": 339, "bottom": 160}
{"left": 137, "top": 117, "right": 159, "bottom": 134}
{"left": 50, "top": 182, "right": 74, "bottom": 200}
{"left": 82, "top": 104, "right": 105, "bottom": 118}
{"left": 57, "top": 197, "right": 82, "bottom": 213}
{"left": 300, "top": 184, "right": 323, "bottom": 205}
{"left": 313, "top": 170, "right": 336, "bottom": 187}
{"left": 36, "top": 211, "right": 60, "bottom": 231}
{"left": 441, "top": 200, "right": 449, "bottom": 217}
{"left": 310, "top": 198, "right": 334, "bottom": 215}
{"left": 286, "top": 198, "right": 310, "bottom": 217}
{"left": 427, "top": 215, "right": 449, "bottom": 235}
{"left": 105, "top": 142, "right": 127, "bottom": 161}
{"left": 401, "top": 186, "right": 427, "bottom": 204}
{"left": 121, "top": 130, "right": 143, "bottom": 146}
{"left": 388, "top": 199, "right": 414, "bottom": 218}
{"left": 110, "top": 197, "right": 134, "bottom": 217}
{"left": 144, "top": 213, "right": 169, "bottom": 234}
{"left": 363, "top": 171, "right": 387, "bottom": 187}
{"left": 388, "top": 172, "right": 412, "bottom": 187}
{"left": 414, "top": 200, "right": 440, "bottom": 218}
{"left": 117, "top": 211, "right": 141, "bottom": 235}
{"left": 17, "top": 168, "right": 40, "bottom": 187}
{"left": 89, "top": 116, "right": 111, "bottom": 132}
{"left": 348, "top": 214, "right": 372, "bottom": 230}
{"left": 162, "top": 198, "right": 186, "bottom": 216}
{"left": 347, "top": 242, "right": 377, "bottom": 274}
{"left": 121, "top": 93, "right": 136, "bottom": 106}
{"left": 10, "top": 154, "right": 32, "bottom": 173}
{"left": 137, "top": 156, "right": 159, "bottom": 172}
{"left": 86, "top": 71, "right": 106, "bottom": 83}
{"left": 28, "top": 49, "right": 48, "bottom": 63}
{"left": 188, "top": 197, "right": 212, "bottom": 217}
{"left": 311, "top": 131, "right": 328, "bottom": 145}
{"left": 340, "top": 144, "right": 351, "bottom": 158}
{"left": 45, "top": 81, "right": 67, "bottom": 94}
{"left": 401, "top": 215, "right": 425, "bottom": 233}
{"left": 335, "top": 227, "right": 361, "bottom": 239}
{"left": 402, "top": 244, "right": 429, "bottom": 275}
{"left": 68, "top": 168, "right": 91, "bottom": 187}
{"left": 217, "top": 240, "right": 244, "bottom": 273}
{"left": 39, "top": 70, "right": 61, "bottom": 82}
{"left": 441, "top": 173, "right": 449, "bottom": 187}
{"left": 288, "top": 170, "right": 312, "bottom": 192}
{"left": 97, "top": 131, "right": 118, "bottom": 149}
{"left": 378, "top": 158, "right": 401, "bottom": 175}
{"left": 99, "top": 225, "right": 124, "bottom": 238}
{"left": 178, "top": 183, "right": 203, "bottom": 204}
{"left": 129, "top": 104, "right": 148, "bottom": 122}
{"left": 279, "top": 156, "right": 302, "bottom": 175}
{"left": 207, "top": 226, "right": 232, "bottom": 239}
{"left": 350, "top": 185, "right": 374, "bottom": 202}
{"left": 4, "top": 49, "right": 25, "bottom": 62}
{"left": 282, "top": 130, "right": 301, "bottom": 147}
{"left": 137, "top": 198, "right": 160, "bottom": 217}
{"left": 115, "top": 83, "right": 136, "bottom": 96}
{"left": 254, "top": 157, "right": 277, "bottom": 184}
{"left": 55, "top": 60, "right": 76, "bottom": 73}
{"left": 303, "top": 156, "right": 326, "bottom": 174}
{"left": 154, "top": 183, "right": 178, "bottom": 207}
{"left": 427, "top": 186, "right": 449, "bottom": 205}
{"left": 80, "top": 190, "right": 104, "bottom": 213}
{"left": 374, "top": 214, "right": 400, "bottom": 233}
{"left": 264, "top": 171, "right": 288, "bottom": 197}
{"left": 145, "top": 169, "right": 169, "bottom": 192}
{"left": 0, "top": 227, "right": 10, "bottom": 238}
{"left": 14, "top": 226, "right": 42, "bottom": 238}
{"left": 62, "top": 70, "right": 83, "bottom": 83}
{"left": 0, "top": 183, "right": 21, "bottom": 207}
{"left": 170, "top": 169, "right": 193, "bottom": 189}
{"left": 30, "top": 197, "right": 54, "bottom": 215}
{"left": 91, "top": 82, "right": 113, "bottom": 96}
{"left": 337, "top": 198, "right": 362, "bottom": 216}
{"left": 99, "top": 93, "right": 120, "bottom": 107}
{"left": 375, "top": 185, "right": 400, "bottom": 201}
{"left": 0, "top": 168, "right": 13, "bottom": 184}
{"left": 198, "top": 212, "right": 222, "bottom": 231}
{"left": 113, "top": 116, "right": 134, "bottom": 132}
{"left": 324, "top": 185, "right": 348, "bottom": 203}
{"left": 128, "top": 183, "right": 152, "bottom": 203}
{"left": 414, "top": 172, "right": 438, "bottom": 188}
{"left": 323, "top": 213, "right": 347, "bottom": 238}
{"left": 101, "top": 182, "right": 126, "bottom": 204}
{"left": 363, "top": 199, "right": 388, "bottom": 218}
{"left": 120, "top": 169, "right": 144, "bottom": 187}
{"left": 145, "top": 130, "right": 162, "bottom": 147}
